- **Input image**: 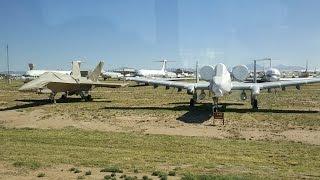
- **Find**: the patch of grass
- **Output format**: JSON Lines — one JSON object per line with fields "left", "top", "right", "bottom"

{"left": 69, "top": 167, "right": 76, "bottom": 172}
{"left": 111, "top": 172, "right": 116, "bottom": 177}
{"left": 133, "top": 168, "right": 139, "bottom": 173}
{"left": 168, "top": 171, "right": 176, "bottom": 176}
{"left": 124, "top": 176, "right": 138, "bottom": 180}
{"left": 37, "top": 172, "right": 45, "bottom": 178}
{"left": 77, "top": 175, "right": 85, "bottom": 179}
{"left": 152, "top": 171, "right": 167, "bottom": 178}
{"left": 85, "top": 170, "right": 91, "bottom": 175}
{"left": 181, "top": 173, "right": 246, "bottom": 180}
{"left": 74, "top": 169, "right": 81, "bottom": 173}
{"left": 1, "top": 128, "right": 320, "bottom": 178}
{"left": 13, "top": 161, "right": 41, "bottom": 170}
{"left": 100, "top": 166, "right": 123, "bottom": 173}
{"left": 120, "top": 174, "right": 127, "bottom": 179}
{"left": 159, "top": 175, "right": 167, "bottom": 180}
{"left": 142, "top": 175, "right": 149, "bottom": 180}
{"left": 104, "top": 175, "right": 112, "bottom": 180}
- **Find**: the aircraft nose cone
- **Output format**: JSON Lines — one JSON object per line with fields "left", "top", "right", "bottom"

{"left": 18, "top": 85, "right": 27, "bottom": 91}
{"left": 18, "top": 83, "right": 33, "bottom": 92}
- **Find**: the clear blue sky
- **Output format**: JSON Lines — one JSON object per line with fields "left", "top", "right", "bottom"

{"left": 1, "top": 0, "right": 320, "bottom": 71}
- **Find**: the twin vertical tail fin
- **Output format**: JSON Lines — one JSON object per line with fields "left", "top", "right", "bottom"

{"left": 71, "top": 61, "right": 82, "bottom": 80}
{"left": 89, "top": 61, "right": 104, "bottom": 82}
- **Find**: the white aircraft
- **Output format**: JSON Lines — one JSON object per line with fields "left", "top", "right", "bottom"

{"left": 247, "top": 67, "right": 282, "bottom": 82}
{"left": 137, "top": 59, "right": 177, "bottom": 78}
{"left": 22, "top": 63, "right": 71, "bottom": 82}
{"left": 127, "top": 63, "right": 320, "bottom": 111}
{"left": 101, "top": 70, "right": 124, "bottom": 80}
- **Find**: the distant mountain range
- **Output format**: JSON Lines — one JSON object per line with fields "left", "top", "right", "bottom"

{"left": 0, "top": 71, "right": 26, "bottom": 75}
{"left": 246, "top": 64, "right": 306, "bottom": 71}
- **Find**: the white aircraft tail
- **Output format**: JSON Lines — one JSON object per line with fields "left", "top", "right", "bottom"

{"left": 28, "top": 63, "right": 34, "bottom": 70}
{"left": 88, "top": 61, "right": 104, "bottom": 82}
{"left": 71, "top": 61, "right": 82, "bottom": 79}
{"left": 161, "top": 59, "right": 167, "bottom": 72}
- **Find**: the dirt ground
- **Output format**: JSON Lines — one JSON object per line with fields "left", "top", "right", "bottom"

{"left": 0, "top": 161, "right": 179, "bottom": 180}
{"left": 1, "top": 109, "right": 319, "bottom": 145}
{"left": 1, "top": 81, "right": 320, "bottom": 179}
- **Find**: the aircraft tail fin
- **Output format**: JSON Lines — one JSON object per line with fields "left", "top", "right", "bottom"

{"left": 71, "top": 61, "right": 81, "bottom": 79}
{"left": 28, "top": 63, "right": 34, "bottom": 70}
{"left": 89, "top": 61, "right": 104, "bottom": 82}
{"left": 161, "top": 59, "right": 167, "bottom": 72}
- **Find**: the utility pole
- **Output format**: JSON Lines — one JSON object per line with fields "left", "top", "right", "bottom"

{"left": 6, "top": 44, "right": 11, "bottom": 84}
{"left": 253, "top": 58, "right": 272, "bottom": 83}
{"left": 195, "top": 60, "right": 199, "bottom": 83}
{"left": 253, "top": 60, "right": 257, "bottom": 83}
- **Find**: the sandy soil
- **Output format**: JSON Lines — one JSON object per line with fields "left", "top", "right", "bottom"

{"left": 0, "top": 162, "right": 179, "bottom": 180}
{"left": 1, "top": 109, "right": 319, "bottom": 145}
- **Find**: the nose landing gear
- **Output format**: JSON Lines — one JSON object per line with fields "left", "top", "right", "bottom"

{"left": 251, "top": 94, "right": 259, "bottom": 110}
{"left": 49, "top": 92, "right": 57, "bottom": 103}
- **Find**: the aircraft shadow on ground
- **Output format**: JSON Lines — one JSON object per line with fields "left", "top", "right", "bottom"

{"left": 102, "top": 102, "right": 319, "bottom": 123}
{"left": 224, "top": 108, "right": 319, "bottom": 114}
{"left": 102, "top": 104, "right": 213, "bottom": 123}
{"left": 129, "top": 84, "right": 149, "bottom": 87}
{"left": 172, "top": 102, "right": 319, "bottom": 114}
{"left": 0, "top": 98, "right": 112, "bottom": 111}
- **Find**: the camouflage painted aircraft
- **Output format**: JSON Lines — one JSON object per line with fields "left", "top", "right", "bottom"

{"left": 19, "top": 61, "right": 126, "bottom": 103}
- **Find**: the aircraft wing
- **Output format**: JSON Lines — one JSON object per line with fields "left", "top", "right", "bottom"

{"left": 232, "top": 78, "right": 320, "bottom": 91}
{"left": 126, "top": 77, "right": 209, "bottom": 90}
{"left": 89, "top": 81, "right": 127, "bottom": 88}
{"left": 19, "top": 72, "right": 127, "bottom": 92}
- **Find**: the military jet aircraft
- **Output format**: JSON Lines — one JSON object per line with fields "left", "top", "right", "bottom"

{"left": 19, "top": 61, "right": 126, "bottom": 103}
{"left": 127, "top": 63, "right": 320, "bottom": 111}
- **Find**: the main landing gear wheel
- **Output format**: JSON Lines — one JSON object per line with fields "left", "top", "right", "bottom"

{"left": 60, "top": 94, "right": 67, "bottom": 101}
{"left": 189, "top": 98, "right": 195, "bottom": 108}
{"left": 212, "top": 106, "right": 217, "bottom": 113}
{"left": 85, "top": 95, "right": 93, "bottom": 102}
{"left": 252, "top": 99, "right": 258, "bottom": 110}
{"left": 49, "top": 93, "right": 57, "bottom": 104}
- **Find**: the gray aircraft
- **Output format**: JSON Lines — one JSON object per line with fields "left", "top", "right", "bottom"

{"left": 127, "top": 63, "right": 320, "bottom": 111}
{"left": 19, "top": 61, "right": 126, "bottom": 103}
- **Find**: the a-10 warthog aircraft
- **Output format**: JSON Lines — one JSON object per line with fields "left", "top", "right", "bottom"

{"left": 19, "top": 61, "right": 126, "bottom": 103}
{"left": 127, "top": 63, "right": 320, "bottom": 111}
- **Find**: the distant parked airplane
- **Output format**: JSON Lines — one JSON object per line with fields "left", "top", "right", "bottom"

{"left": 22, "top": 63, "right": 71, "bottom": 82}
{"left": 19, "top": 61, "right": 126, "bottom": 103}
{"left": 137, "top": 59, "right": 177, "bottom": 78}
{"left": 101, "top": 70, "right": 124, "bottom": 80}
{"left": 128, "top": 63, "right": 320, "bottom": 111}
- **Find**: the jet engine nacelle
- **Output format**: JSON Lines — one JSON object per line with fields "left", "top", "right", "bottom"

{"left": 199, "top": 65, "right": 215, "bottom": 81}
{"left": 232, "top": 65, "right": 249, "bottom": 82}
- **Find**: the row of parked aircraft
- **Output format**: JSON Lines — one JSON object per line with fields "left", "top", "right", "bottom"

{"left": 19, "top": 60, "right": 320, "bottom": 112}
{"left": 22, "top": 60, "right": 193, "bottom": 82}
